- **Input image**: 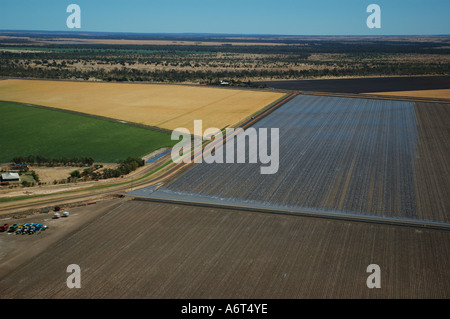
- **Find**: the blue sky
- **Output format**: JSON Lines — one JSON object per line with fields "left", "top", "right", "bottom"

{"left": 0, "top": 0, "right": 449, "bottom": 35}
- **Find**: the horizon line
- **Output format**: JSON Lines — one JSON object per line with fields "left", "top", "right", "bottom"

{"left": 1, "top": 29, "right": 450, "bottom": 38}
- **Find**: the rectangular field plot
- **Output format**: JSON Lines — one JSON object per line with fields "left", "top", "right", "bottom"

{"left": 140, "top": 95, "right": 449, "bottom": 224}
{"left": 0, "top": 79, "right": 284, "bottom": 133}
{"left": 1, "top": 200, "right": 449, "bottom": 298}
{"left": 413, "top": 102, "right": 450, "bottom": 223}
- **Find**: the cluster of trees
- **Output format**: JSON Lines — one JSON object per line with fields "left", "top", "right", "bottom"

{"left": 67, "top": 157, "right": 145, "bottom": 183}
{"left": 12, "top": 155, "right": 95, "bottom": 167}
{"left": 68, "top": 164, "right": 103, "bottom": 182}
{"left": 101, "top": 157, "right": 145, "bottom": 179}
{"left": 19, "top": 170, "right": 40, "bottom": 188}
{"left": 10, "top": 155, "right": 145, "bottom": 185}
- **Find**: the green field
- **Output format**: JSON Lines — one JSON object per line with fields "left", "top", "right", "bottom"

{"left": 0, "top": 101, "right": 176, "bottom": 163}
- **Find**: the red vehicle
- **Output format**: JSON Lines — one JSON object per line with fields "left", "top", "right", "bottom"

{"left": 0, "top": 224, "right": 9, "bottom": 232}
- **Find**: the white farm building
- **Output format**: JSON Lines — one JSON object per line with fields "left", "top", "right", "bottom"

{"left": 1, "top": 172, "right": 20, "bottom": 182}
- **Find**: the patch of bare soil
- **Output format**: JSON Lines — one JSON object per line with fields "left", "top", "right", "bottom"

{"left": 0, "top": 198, "right": 125, "bottom": 279}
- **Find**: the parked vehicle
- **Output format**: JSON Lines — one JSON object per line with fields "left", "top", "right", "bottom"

{"left": 15, "top": 225, "right": 23, "bottom": 234}
{"left": 0, "top": 224, "right": 9, "bottom": 232}
{"left": 28, "top": 225, "right": 36, "bottom": 235}
{"left": 21, "top": 224, "right": 30, "bottom": 234}
{"left": 10, "top": 223, "right": 49, "bottom": 235}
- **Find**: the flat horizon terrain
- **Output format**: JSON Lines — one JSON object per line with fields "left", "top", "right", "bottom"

{"left": 2, "top": 33, "right": 448, "bottom": 84}
{"left": 0, "top": 79, "right": 285, "bottom": 132}
{"left": 0, "top": 31, "right": 448, "bottom": 301}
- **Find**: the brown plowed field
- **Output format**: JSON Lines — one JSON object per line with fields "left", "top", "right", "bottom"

{"left": 0, "top": 199, "right": 449, "bottom": 298}
{"left": 413, "top": 102, "right": 450, "bottom": 222}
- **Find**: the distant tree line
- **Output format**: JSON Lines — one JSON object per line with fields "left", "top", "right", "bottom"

{"left": 3, "top": 40, "right": 450, "bottom": 54}
{"left": 2, "top": 59, "right": 448, "bottom": 83}
{"left": 12, "top": 155, "right": 95, "bottom": 167}
{"left": 1, "top": 40, "right": 449, "bottom": 82}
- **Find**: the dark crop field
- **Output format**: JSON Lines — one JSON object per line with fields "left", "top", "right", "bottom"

{"left": 143, "top": 94, "right": 449, "bottom": 225}
{"left": 0, "top": 199, "right": 448, "bottom": 298}
{"left": 256, "top": 76, "right": 450, "bottom": 93}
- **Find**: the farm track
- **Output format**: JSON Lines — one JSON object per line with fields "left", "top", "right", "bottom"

{"left": 133, "top": 196, "right": 450, "bottom": 231}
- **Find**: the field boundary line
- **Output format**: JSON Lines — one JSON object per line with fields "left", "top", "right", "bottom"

{"left": 0, "top": 100, "right": 174, "bottom": 135}
{"left": 293, "top": 91, "right": 450, "bottom": 104}
{"left": 132, "top": 195, "right": 450, "bottom": 231}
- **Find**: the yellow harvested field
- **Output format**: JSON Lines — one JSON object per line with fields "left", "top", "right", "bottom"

{"left": 368, "top": 89, "right": 450, "bottom": 100}
{"left": 0, "top": 79, "right": 284, "bottom": 132}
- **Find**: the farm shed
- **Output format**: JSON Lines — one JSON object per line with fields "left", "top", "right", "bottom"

{"left": 1, "top": 172, "right": 20, "bottom": 182}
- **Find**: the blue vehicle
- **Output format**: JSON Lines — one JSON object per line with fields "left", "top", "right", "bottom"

{"left": 34, "top": 224, "right": 43, "bottom": 233}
